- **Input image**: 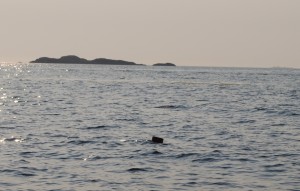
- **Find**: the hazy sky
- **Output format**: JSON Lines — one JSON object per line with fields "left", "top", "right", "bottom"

{"left": 1, "top": 0, "right": 299, "bottom": 68}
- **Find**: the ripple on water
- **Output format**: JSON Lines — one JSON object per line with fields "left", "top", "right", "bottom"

{"left": 0, "top": 65, "right": 299, "bottom": 191}
{"left": 127, "top": 168, "right": 150, "bottom": 173}
{"left": 0, "top": 136, "right": 25, "bottom": 143}
{"left": 85, "top": 125, "right": 121, "bottom": 130}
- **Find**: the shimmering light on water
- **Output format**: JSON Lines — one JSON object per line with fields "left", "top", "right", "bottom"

{"left": 0, "top": 63, "right": 299, "bottom": 190}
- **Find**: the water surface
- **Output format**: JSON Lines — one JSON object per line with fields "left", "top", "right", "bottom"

{"left": 1, "top": 63, "right": 299, "bottom": 190}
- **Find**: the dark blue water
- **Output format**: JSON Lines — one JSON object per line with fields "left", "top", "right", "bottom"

{"left": 1, "top": 63, "right": 299, "bottom": 190}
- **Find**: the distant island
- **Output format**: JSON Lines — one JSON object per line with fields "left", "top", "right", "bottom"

{"left": 30, "top": 55, "right": 176, "bottom": 67}
{"left": 153, "top": 63, "right": 176, "bottom": 67}
{"left": 30, "top": 55, "right": 140, "bottom": 65}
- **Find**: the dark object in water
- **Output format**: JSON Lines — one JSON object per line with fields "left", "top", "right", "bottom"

{"left": 152, "top": 136, "right": 164, "bottom": 143}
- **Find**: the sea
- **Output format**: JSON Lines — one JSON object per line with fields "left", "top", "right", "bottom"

{"left": 0, "top": 63, "right": 299, "bottom": 191}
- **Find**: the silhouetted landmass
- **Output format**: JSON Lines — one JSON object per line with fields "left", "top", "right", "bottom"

{"left": 153, "top": 63, "right": 176, "bottom": 66}
{"left": 31, "top": 55, "right": 177, "bottom": 66}
{"left": 30, "top": 55, "right": 139, "bottom": 65}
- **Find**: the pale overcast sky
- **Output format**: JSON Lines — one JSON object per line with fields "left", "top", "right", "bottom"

{"left": 0, "top": 0, "right": 299, "bottom": 68}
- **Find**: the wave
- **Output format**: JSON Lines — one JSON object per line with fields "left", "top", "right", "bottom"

{"left": 155, "top": 105, "right": 188, "bottom": 109}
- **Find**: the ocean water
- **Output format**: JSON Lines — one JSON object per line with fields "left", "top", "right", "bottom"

{"left": 0, "top": 63, "right": 299, "bottom": 191}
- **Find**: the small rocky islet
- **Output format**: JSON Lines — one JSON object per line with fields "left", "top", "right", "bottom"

{"left": 30, "top": 55, "right": 176, "bottom": 66}
{"left": 153, "top": 63, "right": 176, "bottom": 67}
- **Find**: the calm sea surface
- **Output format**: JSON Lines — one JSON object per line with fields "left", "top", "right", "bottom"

{"left": 0, "top": 63, "right": 299, "bottom": 191}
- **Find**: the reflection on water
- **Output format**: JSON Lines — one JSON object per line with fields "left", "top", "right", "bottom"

{"left": 0, "top": 63, "right": 299, "bottom": 190}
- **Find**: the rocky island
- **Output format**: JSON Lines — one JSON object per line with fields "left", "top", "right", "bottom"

{"left": 30, "top": 55, "right": 140, "bottom": 65}
{"left": 153, "top": 63, "right": 176, "bottom": 67}
{"left": 31, "top": 55, "right": 177, "bottom": 67}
